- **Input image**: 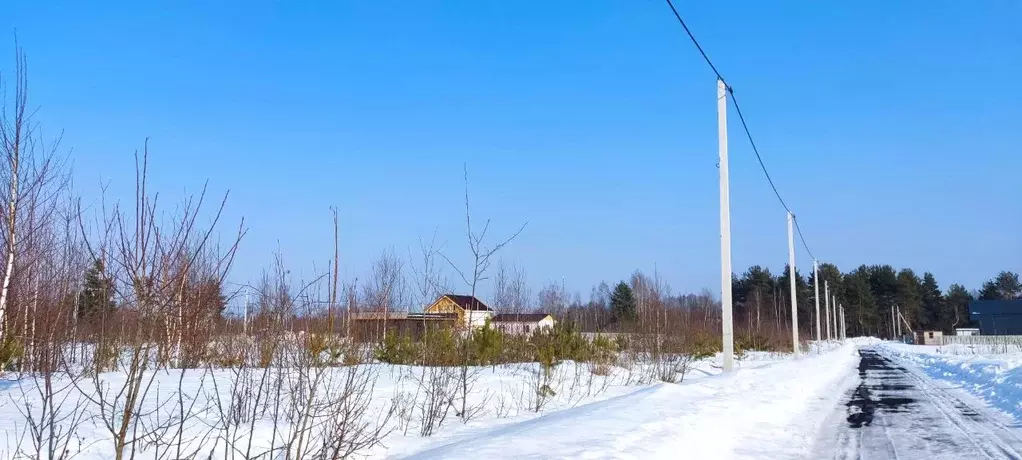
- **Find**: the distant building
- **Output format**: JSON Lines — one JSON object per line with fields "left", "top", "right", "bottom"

{"left": 349, "top": 311, "right": 457, "bottom": 342}
{"left": 351, "top": 294, "right": 557, "bottom": 342}
{"left": 953, "top": 327, "right": 980, "bottom": 336}
{"left": 914, "top": 330, "right": 943, "bottom": 346}
{"left": 424, "top": 294, "right": 494, "bottom": 328}
{"left": 491, "top": 313, "right": 556, "bottom": 335}
{"left": 969, "top": 300, "right": 1022, "bottom": 335}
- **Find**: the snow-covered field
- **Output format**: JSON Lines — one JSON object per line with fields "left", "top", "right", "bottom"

{"left": 0, "top": 340, "right": 871, "bottom": 459}
{"left": 409, "top": 339, "right": 875, "bottom": 459}
{"left": 876, "top": 342, "right": 1022, "bottom": 422}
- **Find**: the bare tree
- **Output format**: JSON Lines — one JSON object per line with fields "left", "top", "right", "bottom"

{"left": 493, "top": 261, "right": 530, "bottom": 317}
{"left": 329, "top": 206, "right": 339, "bottom": 337}
{"left": 440, "top": 164, "right": 526, "bottom": 422}
{"left": 536, "top": 282, "right": 566, "bottom": 318}
{"left": 70, "top": 143, "right": 240, "bottom": 460}
{"left": 0, "top": 43, "right": 69, "bottom": 355}
{"left": 362, "top": 249, "right": 405, "bottom": 341}
{"left": 409, "top": 230, "right": 448, "bottom": 309}
{"left": 0, "top": 43, "right": 27, "bottom": 343}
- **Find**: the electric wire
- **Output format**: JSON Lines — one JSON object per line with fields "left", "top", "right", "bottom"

{"left": 663, "top": 0, "right": 818, "bottom": 262}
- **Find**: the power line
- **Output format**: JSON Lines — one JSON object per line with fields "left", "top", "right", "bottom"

{"left": 663, "top": 0, "right": 817, "bottom": 260}
{"left": 728, "top": 94, "right": 791, "bottom": 214}
{"left": 793, "top": 217, "right": 816, "bottom": 261}
{"left": 663, "top": 0, "right": 725, "bottom": 84}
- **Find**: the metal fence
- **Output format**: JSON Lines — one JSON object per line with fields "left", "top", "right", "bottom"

{"left": 940, "top": 335, "right": 1022, "bottom": 353}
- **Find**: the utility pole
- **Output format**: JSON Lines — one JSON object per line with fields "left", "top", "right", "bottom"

{"left": 787, "top": 212, "right": 799, "bottom": 353}
{"left": 896, "top": 306, "right": 902, "bottom": 338}
{"left": 824, "top": 281, "right": 831, "bottom": 340}
{"left": 891, "top": 305, "right": 896, "bottom": 340}
{"left": 840, "top": 305, "right": 845, "bottom": 340}
{"left": 837, "top": 305, "right": 841, "bottom": 340}
{"left": 833, "top": 295, "right": 838, "bottom": 340}
{"left": 813, "top": 260, "right": 821, "bottom": 342}
{"left": 717, "top": 79, "right": 734, "bottom": 372}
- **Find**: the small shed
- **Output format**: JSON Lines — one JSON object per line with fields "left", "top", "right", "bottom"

{"left": 953, "top": 327, "right": 980, "bottom": 336}
{"left": 914, "top": 330, "right": 943, "bottom": 346}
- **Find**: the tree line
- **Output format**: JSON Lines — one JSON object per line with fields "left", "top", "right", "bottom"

{"left": 730, "top": 264, "right": 1019, "bottom": 338}
{"left": 493, "top": 265, "right": 1019, "bottom": 342}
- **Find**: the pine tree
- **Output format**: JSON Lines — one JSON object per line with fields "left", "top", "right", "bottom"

{"left": 919, "top": 272, "right": 944, "bottom": 331}
{"left": 978, "top": 271, "right": 1022, "bottom": 300}
{"left": 77, "top": 259, "right": 116, "bottom": 320}
{"left": 734, "top": 266, "right": 774, "bottom": 331}
{"left": 844, "top": 267, "right": 878, "bottom": 337}
{"left": 945, "top": 283, "right": 974, "bottom": 329}
{"left": 867, "top": 265, "right": 898, "bottom": 314}
{"left": 609, "top": 281, "right": 636, "bottom": 324}
{"left": 895, "top": 269, "right": 922, "bottom": 329}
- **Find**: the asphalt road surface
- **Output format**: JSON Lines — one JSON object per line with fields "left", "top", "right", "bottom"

{"left": 815, "top": 348, "right": 1022, "bottom": 460}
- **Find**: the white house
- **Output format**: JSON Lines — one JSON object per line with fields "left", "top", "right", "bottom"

{"left": 491, "top": 313, "right": 556, "bottom": 335}
{"left": 953, "top": 327, "right": 979, "bottom": 336}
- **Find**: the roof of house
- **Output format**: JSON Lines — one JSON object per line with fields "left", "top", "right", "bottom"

{"left": 408, "top": 312, "right": 458, "bottom": 321}
{"left": 443, "top": 294, "right": 493, "bottom": 311}
{"left": 492, "top": 313, "right": 552, "bottom": 323}
{"left": 969, "top": 299, "right": 1022, "bottom": 315}
{"left": 352, "top": 311, "right": 459, "bottom": 321}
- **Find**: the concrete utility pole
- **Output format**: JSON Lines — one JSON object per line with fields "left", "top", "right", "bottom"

{"left": 836, "top": 305, "right": 841, "bottom": 340}
{"left": 813, "top": 260, "right": 821, "bottom": 342}
{"left": 896, "top": 306, "right": 902, "bottom": 337}
{"left": 824, "top": 281, "right": 831, "bottom": 340}
{"left": 833, "top": 295, "right": 839, "bottom": 340}
{"left": 787, "top": 212, "right": 799, "bottom": 353}
{"left": 717, "top": 79, "right": 735, "bottom": 372}
{"left": 837, "top": 306, "right": 842, "bottom": 340}
{"left": 891, "top": 305, "right": 896, "bottom": 340}
{"left": 840, "top": 305, "right": 846, "bottom": 339}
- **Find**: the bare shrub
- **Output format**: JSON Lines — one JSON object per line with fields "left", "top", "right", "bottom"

{"left": 12, "top": 368, "right": 88, "bottom": 460}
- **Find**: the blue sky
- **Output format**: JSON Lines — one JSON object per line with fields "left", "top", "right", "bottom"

{"left": 6, "top": 1, "right": 1020, "bottom": 302}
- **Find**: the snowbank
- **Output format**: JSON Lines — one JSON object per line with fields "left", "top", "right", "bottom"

{"left": 877, "top": 343, "right": 1022, "bottom": 422}
{"left": 0, "top": 341, "right": 871, "bottom": 459}
{"left": 404, "top": 341, "right": 866, "bottom": 459}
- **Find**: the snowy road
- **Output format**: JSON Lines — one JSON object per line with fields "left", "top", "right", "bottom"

{"left": 815, "top": 348, "right": 1022, "bottom": 460}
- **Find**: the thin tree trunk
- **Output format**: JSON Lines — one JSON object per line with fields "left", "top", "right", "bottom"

{"left": 0, "top": 151, "right": 17, "bottom": 339}
{"left": 755, "top": 289, "right": 761, "bottom": 332}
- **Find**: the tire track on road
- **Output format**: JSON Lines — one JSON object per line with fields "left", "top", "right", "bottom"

{"left": 818, "top": 347, "right": 1022, "bottom": 460}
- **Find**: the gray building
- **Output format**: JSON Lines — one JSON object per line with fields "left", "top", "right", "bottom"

{"left": 969, "top": 300, "right": 1022, "bottom": 335}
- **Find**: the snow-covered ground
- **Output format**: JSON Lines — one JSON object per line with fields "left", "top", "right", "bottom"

{"left": 0, "top": 340, "right": 871, "bottom": 459}
{"left": 405, "top": 339, "right": 874, "bottom": 459}
{"left": 876, "top": 342, "right": 1022, "bottom": 422}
